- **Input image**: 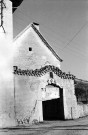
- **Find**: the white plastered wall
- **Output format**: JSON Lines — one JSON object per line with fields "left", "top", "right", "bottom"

{"left": 0, "top": 0, "right": 15, "bottom": 127}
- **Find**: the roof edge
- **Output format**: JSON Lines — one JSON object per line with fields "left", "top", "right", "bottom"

{"left": 31, "top": 23, "right": 63, "bottom": 62}
{"left": 13, "top": 22, "right": 63, "bottom": 62}
{"left": 13, "top": 23, "right": 32, "bottom": 42}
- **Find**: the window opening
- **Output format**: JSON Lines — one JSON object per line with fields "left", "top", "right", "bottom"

{"left": 50, "top": 72, "right": 53, "bottom": 78}
{"left": 29, "top": 47, "right": 32, "bottom": 51}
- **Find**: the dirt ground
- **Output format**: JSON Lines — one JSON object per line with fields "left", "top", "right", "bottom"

{"left": 1, "top": 116, "right": 88, "bottom": 135}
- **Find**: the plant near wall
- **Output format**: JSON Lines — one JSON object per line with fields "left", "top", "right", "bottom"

{"left": 75, "top": 80, "right": 88, "bottom": 103}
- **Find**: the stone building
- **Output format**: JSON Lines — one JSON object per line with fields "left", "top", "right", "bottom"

{"left": 1, "top": 0, "right": 88, "bottom": 128}
{"left": 13, "top": 22, "right": 78, "bottom": 125}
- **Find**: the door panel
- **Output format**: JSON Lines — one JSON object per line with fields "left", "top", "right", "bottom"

{"left": 42, "top": 96, "right": 64, "bottom": 120}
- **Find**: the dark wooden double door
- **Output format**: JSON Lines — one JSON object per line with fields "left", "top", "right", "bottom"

{"left": 42, "top": 88, "right": 64, "bottom": 120}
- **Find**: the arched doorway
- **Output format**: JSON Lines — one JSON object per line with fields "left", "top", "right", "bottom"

{"left": 42, "top": 84, "right": 64, "bottom": 120}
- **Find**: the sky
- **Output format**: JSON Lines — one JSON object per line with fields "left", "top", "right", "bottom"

{"left": 13, "top": 0, "right": 88, "bottom": 80}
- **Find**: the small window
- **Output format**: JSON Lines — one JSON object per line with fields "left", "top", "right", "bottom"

{"left": 50, "top": 72, "right": 53, "bottom": 78}
{"left": 29, "top": 47, "right": 32, "bottom": 51}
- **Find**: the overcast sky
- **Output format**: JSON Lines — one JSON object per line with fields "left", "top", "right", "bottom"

{"left": 13, "top": 0, "right": 88, "bottom": 80}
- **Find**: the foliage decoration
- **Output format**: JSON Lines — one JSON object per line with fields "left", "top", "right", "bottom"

{"left": 13, "top": 65, "right": 75, "bottom": 80}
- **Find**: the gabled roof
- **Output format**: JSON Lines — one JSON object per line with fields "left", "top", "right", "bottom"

{"left": 14, "top": 22, "right": 63, "bottom": 62}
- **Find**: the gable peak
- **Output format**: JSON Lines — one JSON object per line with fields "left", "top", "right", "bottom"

{"left": 33, "top": 22, "right": 39, "bottom": 30}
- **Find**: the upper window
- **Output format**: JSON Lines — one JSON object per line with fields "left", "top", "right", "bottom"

{"left": 50, "top": 72, "right": 53, "bottom": 78}
{"left": 29, "top": 47, "right": 32, "bottom": 51}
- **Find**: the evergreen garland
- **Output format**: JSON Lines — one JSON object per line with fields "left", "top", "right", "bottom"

{"left": 13, "top": 65, "right": 75, "bottom": 80}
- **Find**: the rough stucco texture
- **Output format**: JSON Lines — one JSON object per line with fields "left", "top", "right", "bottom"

{"left": 14, "top": 27, "right": 60, "bottom": 70}
{"left": 77, "top": 104, "right": 88, "bottom": 117}
{"left": 13, "top": 26, "right": 61, "bottom": 125}
{"left": 0, "top": 0, "right": 15, "bottom": 127}
{"left": 53, "top": 74, "right": 78, "bottom": 119}
{"left": 13, "top": 25, "right": 80, "bottom": 125}
{"left": 15, "top": 75, "right": 41, "bottom": 124}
